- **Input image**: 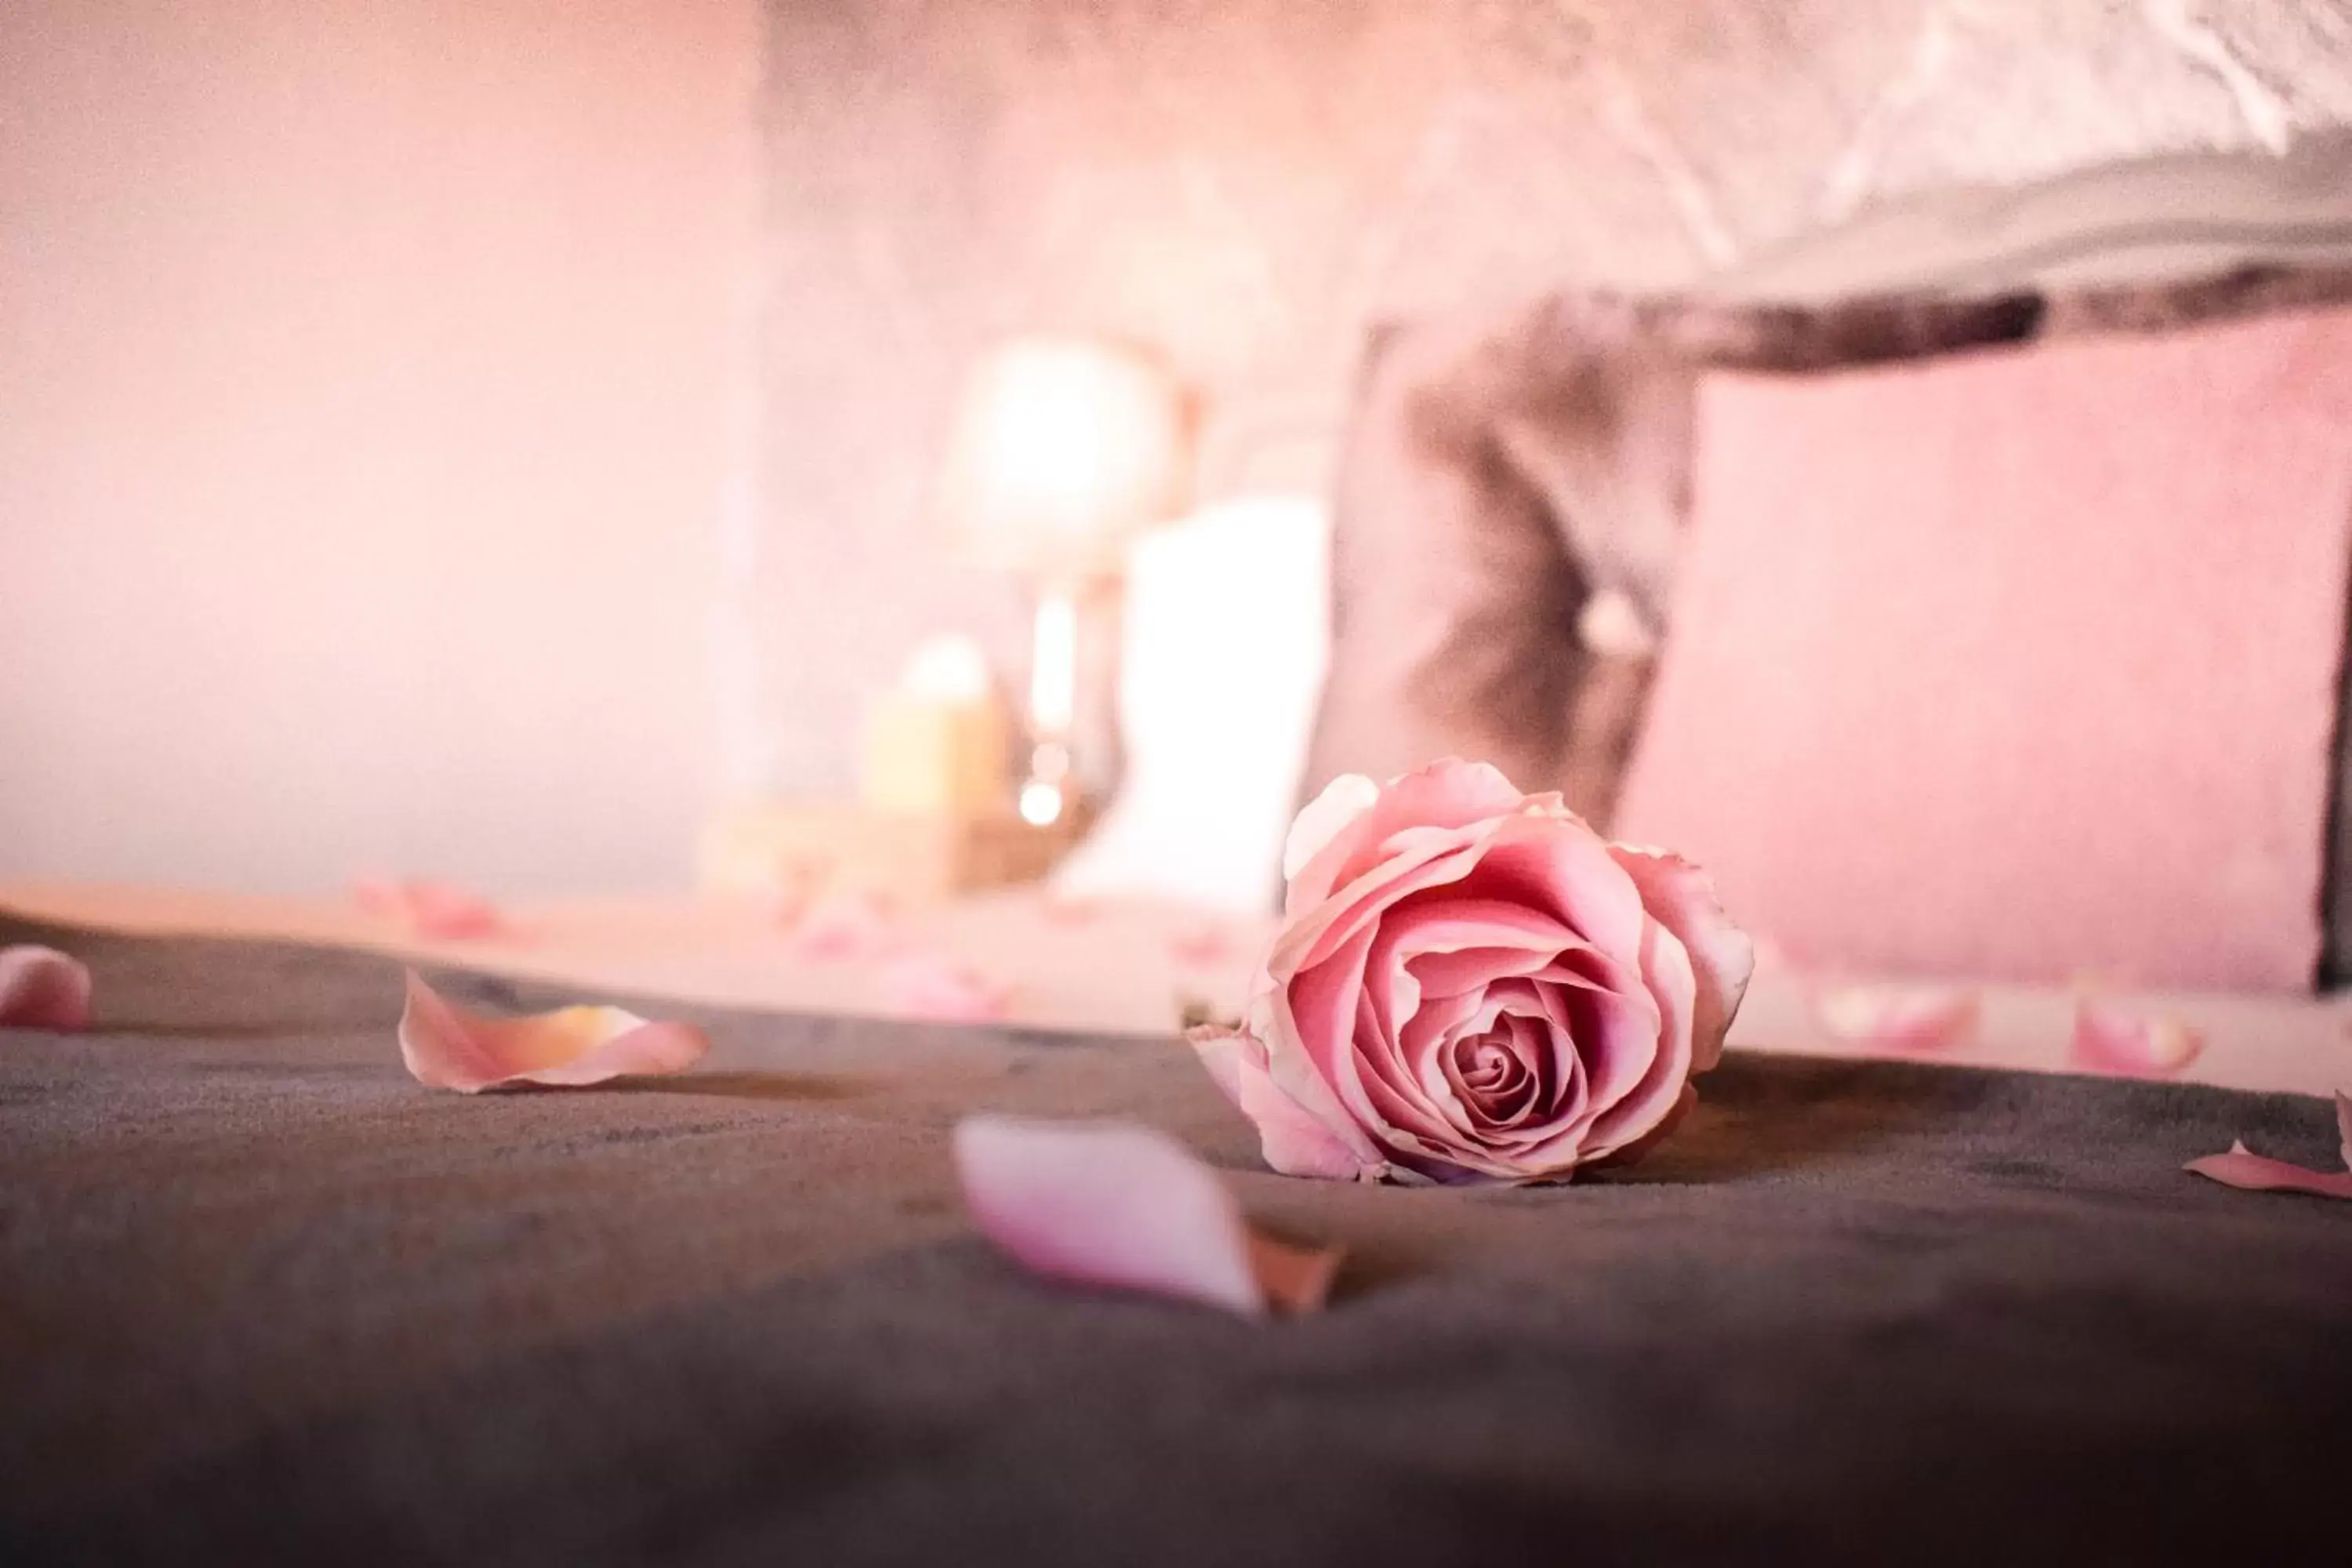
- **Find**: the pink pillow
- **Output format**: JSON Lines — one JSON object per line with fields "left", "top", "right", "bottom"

{"left": 1617, "top": 307, "right": 2352, "bottom": 992}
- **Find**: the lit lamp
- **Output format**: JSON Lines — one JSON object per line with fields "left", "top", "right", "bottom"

{"left": 936, "top": 336, "right": 1189, "bottom": 829}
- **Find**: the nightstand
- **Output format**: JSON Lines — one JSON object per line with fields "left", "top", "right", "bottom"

{"left": 696, "top": 799, "right": 1099, "bottom": 902}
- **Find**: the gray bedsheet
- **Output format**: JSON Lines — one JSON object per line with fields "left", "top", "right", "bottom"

{"left": 2, "top": 913, "right": 2347, "bottom": 1565}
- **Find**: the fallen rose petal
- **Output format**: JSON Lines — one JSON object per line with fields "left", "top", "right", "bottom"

{"left": 887, "top": 953, "right": 1011, "bottom": 1022}
{"left": 1815, "top": 984, "right": 1980, "bottom": 1054}
{"left": 764, "top": 859, "right": 828, "bottom": 928}
{"left": 353, "top": 877, "right": 506, "bottom": 941}
{"left": 2184, "top": 1141, "right": 2352, "bottom": 1200}
{"left": 954, "top": 1114, "right": 1343, "bottom": 1316}
{"left": 2071, "top": 1000, "right": 2205, "bottom": 1076}
{"left": 1039, "top": 894, "right": 1102, "bottom": 927}
{"left": 788, "top": 891, "right": 901, "bottom": 964}
{"left": 2184, "top": 1090, "right": 2352, "bottom": 1201}
{"left": 1168, "top": 923, "right": 1231, "bottom": 968}
{"left": 397, "top": 970, "right": 708, "bottom": 1092}
{"left": 0, "top": 946, "right": 92, "bottom": 1032}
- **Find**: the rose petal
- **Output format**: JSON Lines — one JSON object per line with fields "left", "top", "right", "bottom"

{"left": 2184, "top": 1140, "right": 2352, "bottom": 1200}
{"left": 1606, "top": 845, "right": 1755, "bottom": 1072}
{"left": 1286, "top": 760, "right": 1527, "bottom": 916}
{"left": 352, "top": 877, "right": 506, "bottom": 941}
{"left": 0, "top": 946, "right": 92, "bottom": 1032}
{"left": 1188, "top": 1025, "right": 1381, "bottom": 1181}
{"left": 1815, "top": 984, "right": 1980, "bottom": 1053}
{"left": 1168, "top": 923, "right": 1231, "bottom": 968}
{"left": 1040, "top": 894, "right": 1102, "bottom": 927}
{"left": 397, "top": 970, "right": 708, "bottom": 1092}
{"left": 1577, "top": 917, "right": 1690, "bottom": 1160}
{"left": 1377, "top": 898, "right": 1577, "bottom": 1000}
{"left": 886, "top": 953, "right": 1011, "bottom": 1022}
{"left": 2183, "top": 1090, "right": 2352, "bottom": 1201}
{"left": 1588, "top": 1082, "right": 1697, "bottom": 1171}
{"left": 788, "top": 891, "right": 901, "bottom": 963}
{"left": 1283, "top": 772, "right": 1381, "bottom": 884}
{"left": 763, "top": 858, "right": 829, "bottom": 927}
{"left": 2071, "top": 1001, "right": 2205, "bottom": 1077}
{"left": 1451, "top": 814, "right": 1649, "bottom": 969}
{"left": 954, "top": 1115, "right": 1344, "bottom": 1315}
{"left": 1289, "top": 924, "right": 1446, "bottom": 1167}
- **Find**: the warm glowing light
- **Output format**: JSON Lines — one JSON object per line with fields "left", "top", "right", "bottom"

{"left": 902, "top": 633, "right": 993, "bottom": 704}
{"left": 1029, "top": 591, "right": 1077, "bottom": 735}
{"left": 936, "top": 336, "right": 1187, "bottom": 579}
{"left": 1019, "top": 780, "right": 1065, "bottom": 826}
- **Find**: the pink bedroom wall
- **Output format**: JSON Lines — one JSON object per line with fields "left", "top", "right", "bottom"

{"left": 0, "top": 0, "right": 758, "bottom": 895}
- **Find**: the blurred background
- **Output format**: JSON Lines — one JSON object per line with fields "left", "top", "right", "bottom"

{"left": 8, "top": 1, "right": 2352, "bottom": 993}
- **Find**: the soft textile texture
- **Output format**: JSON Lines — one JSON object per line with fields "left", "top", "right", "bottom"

{"left": 2, "top": 913, "right": 2349, "bottom": 1566}
{"left": 1619, "top": 307, "right": 2352, "bottom": 992}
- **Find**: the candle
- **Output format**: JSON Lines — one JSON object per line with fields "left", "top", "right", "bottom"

{"left": 860, "top": 635, "right": 1011, "bottom": 818}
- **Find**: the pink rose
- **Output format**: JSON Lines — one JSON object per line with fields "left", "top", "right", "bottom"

{"left": 1190, "top": 760, "right": 1751, "bottom": 1185}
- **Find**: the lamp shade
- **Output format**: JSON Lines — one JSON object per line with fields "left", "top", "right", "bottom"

{"left": 937, "top": 336, "right": 1189, "bottom": 579}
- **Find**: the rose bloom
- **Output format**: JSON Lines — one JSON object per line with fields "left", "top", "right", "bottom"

{"left": 1191, "top": 760, "right": 1751, "bottom": 1185}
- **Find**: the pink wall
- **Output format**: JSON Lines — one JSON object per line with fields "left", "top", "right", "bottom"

{"left": 0, "top": 0, "right": 757, "bottom": 895}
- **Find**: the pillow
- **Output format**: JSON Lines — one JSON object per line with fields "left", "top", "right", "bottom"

{"left": 1616, "top": 306, "right": 2352, "bottom": 992}
{"left": 1053, "top": 496, "right": 1327, "bottom": 914}
{"left": 2041, "top": 263, "right": 2352, "bottom": 339}
{"left": 1301, "top": 289, "right": 2042, "bottom": 826}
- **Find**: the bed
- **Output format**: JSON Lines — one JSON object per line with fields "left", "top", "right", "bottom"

{"left": 3, "top": 896, "right": 2350, "bottom": 1565}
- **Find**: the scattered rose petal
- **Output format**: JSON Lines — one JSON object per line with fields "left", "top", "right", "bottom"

{"left": 353, "top": 877, "right": 506, "bottom": 941}
{"left": 397, "top": 969, "right": 708, "bottom": 1092}
{"left": 2071, "top": 1000, "right": 2205, "bottom": 1076}
{"left": 764, "top": 859, "right": 829, "bottom": 928}
{"left": 2185, "top": 1141, "right": 2352, "bottom": 1200}
{"left": 1814, "top": 984, "right": 1980, "bottom": 1053}
{"left": 1167, "top": 923, "right": 1230, "bottom": 968}
{"left": 1040, "top": 894, "right": 1102, "bottom": 927}
{"left": 0, "top": 946, "right": 92, "bottom": 1032}
{"left": 887, "top": 953, "right": 1011, "bottom": 1022}
{"left": 2185, "top": 1091, "right": 2352, "bottom": 1201}
{"left": 788, "top": 891, "right": 901, "bottom": 963}
{"left": 954, "top": 1115, "right": 1343, "bottom": 1316}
